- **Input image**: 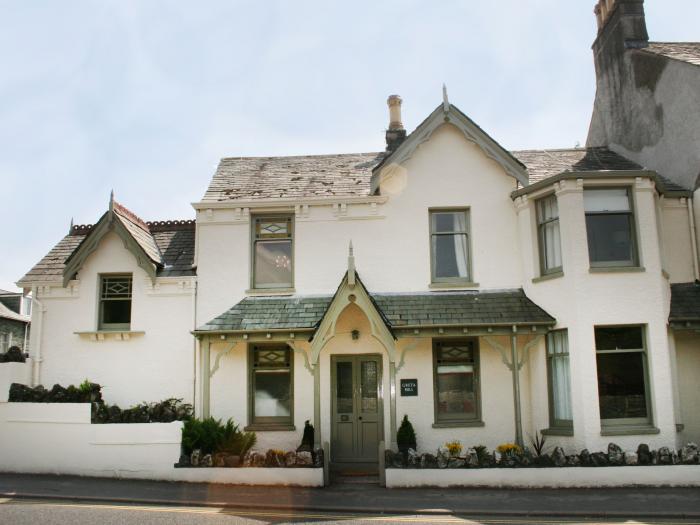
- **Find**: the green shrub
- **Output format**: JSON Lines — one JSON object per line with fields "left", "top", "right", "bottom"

{"left": 181, "top": 417, "right": 256, "bottom": 456}
{"left": 396, "top": 414, "right": 417, "bottom": 453}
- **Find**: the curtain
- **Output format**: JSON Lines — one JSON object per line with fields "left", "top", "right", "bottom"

{"left": 453, "top": 212, "right": 469, "bottom": 278}
{"left": 552, "top": 354, "right": 572, "bottom": 420}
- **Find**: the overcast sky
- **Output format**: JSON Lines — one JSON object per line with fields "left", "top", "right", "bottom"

{"left": 1, "top": 0, "right": 698, "bottom": 292}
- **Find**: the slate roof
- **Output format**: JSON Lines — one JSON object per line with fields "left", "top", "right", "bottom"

{"left": 112, "top": 202, "right": 163, "bottom": 265}
{"left": 511, "top": 147, "right": 689, "bottom": 194}
{"left": 202, "top": 153, "right": 385, "bottom": 202}
{"left": 196, "top": 289, "right": 555, "bottom": 333}
{"left": 669, "top": 282, "right": 700, "bottom": 322}
{"left": 642, "top": 42, "right": 700, "bottom": 67}
{"left": 18, "top": 219, "right": 196, "bottom": 284}
{"left": 0, "top": 302, "right": 29, "bottom": 323}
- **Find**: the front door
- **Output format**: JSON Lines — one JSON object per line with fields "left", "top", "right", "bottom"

{"left": 331, "top": 355, "right": 383, "bottom": 465}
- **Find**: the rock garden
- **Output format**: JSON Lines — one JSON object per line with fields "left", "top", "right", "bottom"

{"left": 388, "top": 415, "right": 700, "bottom": 469}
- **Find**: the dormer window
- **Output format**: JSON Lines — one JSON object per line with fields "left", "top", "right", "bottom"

{"left": 429, "top": 209, "right": 472, "bottom": 284}
{"left": 252, "top": 216, "right": 294, "bottom": 289}
{"left": 99, "top": 275, "right": 132, "bottom": 330}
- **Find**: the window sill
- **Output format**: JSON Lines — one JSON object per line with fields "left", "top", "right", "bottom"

{"left": 589, "top": 266, "right": 645, "bottom": 274}
{"left": 600, "top": 426, "right": 660, "bottom": 436}
{"left": 245, "top": 288, "right": 296, "bottom": 296}
{"left": 432, "top": 420, "right": 485, "bottom": 429}
{"left": 532, "top": 271, "right": 564, "bottom": 284}
{"left": 429, "top": 282, "right": 479, "bottom": 290}
{"left": 244, "top": 424, "right": 296, "bottom": 432}
{"left": 74, "top": 330, "right": 145, "bottom": 341}
{"left": 541, "top": 427, "right": 574, "bottom": 437}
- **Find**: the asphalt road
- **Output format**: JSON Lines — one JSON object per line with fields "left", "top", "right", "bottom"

{"left": 2, "top": 499, "right": 700, "bottom": 525}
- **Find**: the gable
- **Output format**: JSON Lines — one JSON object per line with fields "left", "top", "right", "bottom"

{"left": 371, "top": 102, "right": 528, "bottom": 193}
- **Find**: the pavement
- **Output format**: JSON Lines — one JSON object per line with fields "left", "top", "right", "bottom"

{"left": 1, "top": 473, "right": 700, "bottom": 519}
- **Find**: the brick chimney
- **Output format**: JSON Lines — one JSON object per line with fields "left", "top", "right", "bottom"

{"left": 385, "top": 95, "right": 407, "bottom": 152}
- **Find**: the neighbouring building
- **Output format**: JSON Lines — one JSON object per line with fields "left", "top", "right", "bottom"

{"left": 15, "top": 0, "right": 700, "bottom": 471}
{"left": 0, "top": 290, "right": 30, "bottom": 354}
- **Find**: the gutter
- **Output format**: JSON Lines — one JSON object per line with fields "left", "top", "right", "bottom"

{"left": 510, "top": 170, "right": 692, "bottom": 199}
{"left": 687, "top": 197, "right": 700, "bottom": 280}
{"left": 30, "top": 287, "right": 45, "bottom": 387}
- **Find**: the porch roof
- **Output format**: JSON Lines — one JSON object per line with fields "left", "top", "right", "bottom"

{"left": 670, "top": 282, "right": 700, "bottom": 328}
{"left": 195, "top": 288, "right": 555, "bottom": 334}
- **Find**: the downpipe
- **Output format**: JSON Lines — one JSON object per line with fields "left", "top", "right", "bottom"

{"left": 687, "top": 197, "right": 700, "bottom": 280}
{"left": 30, "top": 287, "right": 45, "bottom": 387}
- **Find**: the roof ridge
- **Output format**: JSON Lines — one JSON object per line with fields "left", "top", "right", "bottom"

{"left": 219, "top": 152, "right": 383, "bottom": 162}
{"left": 113, "top": 201, "right": 150, "bottom": 232}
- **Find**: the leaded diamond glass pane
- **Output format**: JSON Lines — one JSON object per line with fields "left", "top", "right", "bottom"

{"left": 254, "top": 348, "right": 289, "bottom": 367}
{"left": 101, "top": 276, "right": 132, "bottom": 299}
{"left": 437, "top": 344, "right": 474, "bottom": 363}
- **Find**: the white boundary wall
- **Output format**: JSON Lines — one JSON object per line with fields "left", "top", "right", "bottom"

{"left": 0, "top": 362, "right": 31, "bottom": 402}
{"left": 0, "top": 402, "right": 323, "bottom": 487}
{"left": 386, "top": 466, "right": 700, "bottom": 488}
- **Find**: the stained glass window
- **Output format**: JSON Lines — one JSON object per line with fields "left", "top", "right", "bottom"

{"left": 434, "top": 340, "right": 480, "bottom": 423}
{"left": 252, "top": 216, "right": 293, "bottom": 289}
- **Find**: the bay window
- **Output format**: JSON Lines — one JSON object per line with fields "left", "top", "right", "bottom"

{"left": 584, "top": 188, "right": 638, "bottom": 267}
{"left": 536, "top": 194, "right": 562, "bottom": 275}
{"left": 595, "top": 325, "right": 653, "bottom": 430}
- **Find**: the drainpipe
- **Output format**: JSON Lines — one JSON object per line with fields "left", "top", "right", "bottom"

{"left": 30, "top": 287, "right": 45, "bottom": 387}
{"left": 192, "top": 279, "right": 198, "bottom": 413}
{"left": 510, "top": 326, "right": 524, "bottom": 447}
{"left": 687, "top": 197, "right": 700, "bottom": 280}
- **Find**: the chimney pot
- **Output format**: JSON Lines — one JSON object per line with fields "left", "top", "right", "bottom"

{"left": 385, "top": 94, "right": 407, "bottom": 152}
{"left": 387, "top": 94, "right": 404, "bottom": 130}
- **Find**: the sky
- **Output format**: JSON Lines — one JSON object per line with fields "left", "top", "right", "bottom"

{"left": 1, "top": 0, "right": 699, "bottom": 292}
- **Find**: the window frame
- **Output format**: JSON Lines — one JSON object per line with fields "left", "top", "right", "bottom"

{"left": 250, "top": 214, "right": 295, "bottom": 290}
{"left": 428, "top": 208, "right": 473, "bottom": 285}
{"left": 546, "top": 329, "right": 573, "bottom": 432}
{"left": 98, "top": 274, "right": 132, "bottom": 331}
{"left": 0, "top": 332, "right": 9, "bottom": 353}
{"left": 536, "top": 194, "right": 563, "bottom": 276}
{"left": 594, "top": 324, "right": 654, "bottom": 430}
{"left": 247, "top": 344, "right": 295, "bottom": 431}
{"left": 584, "top": 187, "right": 639, "bottom": 268}
{"left": 432, "top": 338, "right": 482, "bottom": 426}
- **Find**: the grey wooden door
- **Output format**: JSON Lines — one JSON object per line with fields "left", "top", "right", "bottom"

{"left": 331, "top": 355, "right": 382, "bottom": 464}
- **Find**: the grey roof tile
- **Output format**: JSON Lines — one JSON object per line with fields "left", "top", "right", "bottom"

{"left": 201, "top": 153, "right": 386, "bottom": 202}
{"left": 19, "top": 218, "right": 196, "bottom": 284}
{"left": 642, "top": 42, "right": 700, "bottom": 67}
{"left": 670, "top": 282, "right": 700, "bottom": 321}
{"left": 197, "top": 289, "right": 555, "bottom": 332}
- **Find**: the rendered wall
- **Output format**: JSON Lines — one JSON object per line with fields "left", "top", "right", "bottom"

{"left": 29, "top": 232, "right": 195, "bottom": 407}
{"left": 0, "top": 361, "right": 31, "bottom": 401}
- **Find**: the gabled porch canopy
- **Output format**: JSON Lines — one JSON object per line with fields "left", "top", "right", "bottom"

{"left": 670, "top": 282, "right": 700, "bottom": 331}
{"left": 62, "top": 194, "right": 164, "bottom": 286}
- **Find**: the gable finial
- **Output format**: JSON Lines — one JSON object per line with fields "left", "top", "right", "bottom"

{"left": 109, "top": 189, "right": 114, "bottom": 212}
{"left": 348, "top": 240, "right": 356, "bottom": 287}
{"left": 69, "top": 217, "right": 74, "bottom": 234}
{"left": 442, "top": 83, "right": 450, "bottom": 113}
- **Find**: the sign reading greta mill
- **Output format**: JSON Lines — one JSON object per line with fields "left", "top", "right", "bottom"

{"left": 400, "top": 379, "right": 418, "bottom": 396}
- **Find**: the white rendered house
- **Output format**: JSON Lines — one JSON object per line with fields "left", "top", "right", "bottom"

{"left": 16, "top": 0, "right": 700, "bottom": 472}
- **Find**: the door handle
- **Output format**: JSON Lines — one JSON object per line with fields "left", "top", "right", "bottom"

{"left": 358, "top": 416, "right": 363, "bottom": 420}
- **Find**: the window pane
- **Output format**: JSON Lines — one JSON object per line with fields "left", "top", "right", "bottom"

{"left": 586, "top": 213, "right": 634, "bottom": 264}
{"left": 596, "top": 352, "right": 648, "bottom": 419}
{"left": 432, "top": 211, "right": 467, "bottom": 233}
{"left": 336, "top": 361, "right": 353, "bottom": 414}
{"left": 538, "top": 196, "right": 559, "bottom": 222}
{"left": 436, "top": 364, "right": 477, "bottom": 418}
{"left": 551, "top": 354, "right": 573, "bottom": 421}
{"left": 361, "top": 360, "right": 378, "bottom": 413}
{"left": 254, "top": 240, "right": 293, "bottom": 287}
{"left": 433, "top": 234, "right": 469, "bottom": 279}
{"left": 584, "top": 189, "right": 631, "bottom": 212}
{"left": 595, "top": 326, "right": 643, "bottom": 350}
{"left": 257, "top": 220, "right": 290, "bottom": 238}
{"left": 101, "top": 276, "right": 132, "bottom": 299}
{"left": 254, "top": 370, "right": 291, "bottom": 417}
{"left": 102, "top": 300, "right": 131, "bottom": 325}
{"left": 543, "top": 220, "right": 562, "bottom": 270}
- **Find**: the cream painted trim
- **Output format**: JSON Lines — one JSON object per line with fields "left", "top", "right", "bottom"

{"left": 310, "top": 274, "right": 396, "bottom": 365}
{"left": 192, "top": 195, "right": 388, "bottom": 211}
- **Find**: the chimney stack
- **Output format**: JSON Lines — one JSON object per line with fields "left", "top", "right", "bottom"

{"left": 593, "top": 0, "right": 648, "bottom": 46}
{"left": 385, "top": 95, "right": 407, "bottom": 152}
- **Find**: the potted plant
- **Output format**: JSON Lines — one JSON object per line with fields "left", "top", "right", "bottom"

{"left": 396, "top": 415, "right": 417, "bottom": 456}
